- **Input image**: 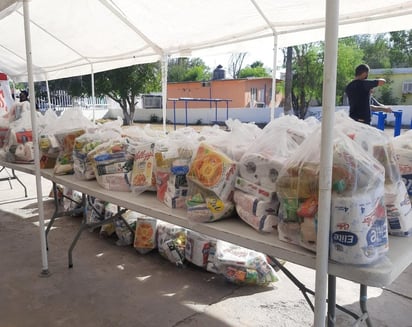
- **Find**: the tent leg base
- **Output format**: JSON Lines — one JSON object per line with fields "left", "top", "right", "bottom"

{"left": 39, "top": 269, "right": 50, "bottom": 277}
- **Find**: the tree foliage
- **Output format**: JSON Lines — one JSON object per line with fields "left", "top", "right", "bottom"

{"left": 238, "top": 61, "right": 270, "bottom": 78}
{"left": 290, "top": 43, "right": 324, "bottom": 118}
{"left": 336, "top": 38, "right": 365, "bottom": 104}
{"left": 388, "top": 30, "right": 412, "bottom": 67}
{"left": 93, "top": 63, "right": 161, "bottom": 125}
{"left": 167, "top": 57, "right": 210, "bottom": 82}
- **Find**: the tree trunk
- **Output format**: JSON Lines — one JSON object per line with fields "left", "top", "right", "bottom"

{"left": 284, "top": 47, "right": 293, "bottom": 115}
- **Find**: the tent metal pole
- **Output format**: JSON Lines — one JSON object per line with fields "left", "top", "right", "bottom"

{"left": 91, "top": 64, "right": 96, "bottom": 123}
{"left": 314, "top": 0, "right": 339, "bottom": 326}
{"left": 22, "top": 0, "right": 49, "bottom": 276}
{"left": 270, "top": 34, "right": 278, "bottom": 121}
{"left": 161, "top": 54, "right": 168, "bottom": 133}
{"left": 45, "top": 78, "right": 51, "bottom": 111}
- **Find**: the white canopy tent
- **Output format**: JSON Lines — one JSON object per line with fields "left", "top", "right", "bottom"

{"left": 2, "top": 1, "right": 412, "bottom": 326}
{"left": 1, "top": 0, "right": 412, "bottom": 82}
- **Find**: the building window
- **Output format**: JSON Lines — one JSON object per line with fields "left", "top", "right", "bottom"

{"left": 402, "top": 81, "right": 412, "bottom": 94}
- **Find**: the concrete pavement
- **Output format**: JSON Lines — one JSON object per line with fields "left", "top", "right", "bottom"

{"left": 0, "top": 168, "right": 411, "bottom": 327}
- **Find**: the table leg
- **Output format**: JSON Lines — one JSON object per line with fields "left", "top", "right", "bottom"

{"left": 45, "top": 182, "right": 83, "bottom": 250}
{"left": 68, "top": 201, "right": 128, "bottom": 268}
{"left": 360, "top": 284, "right": 373, "bottom": 327}
{"left": 11, "top": 169, "right": 27, "bottom": 197}
{"left": 328, "top": 275, "right": 336, "bottom": 327}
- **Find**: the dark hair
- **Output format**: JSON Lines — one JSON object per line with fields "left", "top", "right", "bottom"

{"left": 355, "top": 64, "right": 370, "bottom": 76}
{"left": 20, "top": 90, "right": 28, "bottom": 97}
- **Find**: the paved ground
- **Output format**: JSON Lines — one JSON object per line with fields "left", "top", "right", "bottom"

{"left": 0, "top": 169, "right": 411, "bottom": 327}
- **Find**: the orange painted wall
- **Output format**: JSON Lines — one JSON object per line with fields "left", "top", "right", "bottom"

{"left": 167, "top": 78, "right": 276, "bottom": 109}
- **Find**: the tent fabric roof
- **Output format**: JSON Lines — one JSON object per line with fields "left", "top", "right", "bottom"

{"left": 1, "top": 0, "right": 412, "bottom": 81}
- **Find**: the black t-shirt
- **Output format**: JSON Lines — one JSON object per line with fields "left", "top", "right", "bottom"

{"left": 345, "top": 79, "right": 379, "bottom": 124}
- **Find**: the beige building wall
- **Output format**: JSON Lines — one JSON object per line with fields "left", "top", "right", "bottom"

{"left": 370, "top": 68, "right": 412, "bottom": 105}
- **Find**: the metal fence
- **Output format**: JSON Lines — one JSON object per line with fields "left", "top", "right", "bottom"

{"left": 36, "top": 91, "right": 108, "bottom": 113}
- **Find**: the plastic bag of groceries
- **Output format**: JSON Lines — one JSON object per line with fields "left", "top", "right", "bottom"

{"left": 200, "top": 119, "right": 263, "bottom": 161}
{"left": 185, "top": 142, "right": 237, "bottom": 223}
{"left": 393, "top": 129, "right": 412, "bottom": 176}
{"left": 89, "top": 139, "right": 132, "bottom": 192}
{"left": 157, "top": 221, "right": 187, "bottom": 267}
{"left": 336, "top": 112, "right": 412, "bottom": 237}
{"left": 51, "top": 109, "right": 94, "bottom": 174}
{"left": 133, "top": 214, "right": 158, "bottom": 254}
{"left": 393, "top": 129, "right": 412, "bottom": 201}
{"left": 3, "top": 111, "right": 34, "bottom": 162}
{"left": 73, "top": 126, "right": 122, "bottom": 180}
{"left": 154, "top": 130, "right": 197, "bottom": 209}
{"left": 236, "top": 116, "right": 316, "bottom": 195}
{"left": 233, "top": 189, "right": 279, "bottom": 233}
{"left": 128, "top": 141, "right": 157, "bottom": 195}
{"left": 99, "top": 202, "right": 119, "bottom": 238}
{"left": 213, "top": 240, "right": 279, "bottom": 286}
{"left": 114, "top": 210, "right": 137, "bottom": 247}
{"left": 184, "top": 230, "right": 216, "bottom": 268}
{"left": 276, "top": 124, "right": 388, "bottom": 265}
{"left": 186, "top": 181, "right": 235, "bottom": 223}
{"left": 187, "top": 142, "right": 238, "bottom": 201}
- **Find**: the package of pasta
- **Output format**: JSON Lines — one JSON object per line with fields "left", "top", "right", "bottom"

{"left": 214, "top": 240, "right": 279, "bottom": 286}
{"left": 157, "top": 221, "right": 187, "bottom": 267}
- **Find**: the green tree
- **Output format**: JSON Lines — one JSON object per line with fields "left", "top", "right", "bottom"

{"left": 291, "top": 43, "right": 324, "bottom": 118}
{"left": 336, "top": 38, "right": 364, "bottom": 104}
{"left": 168, "top": 57, "right": 210, "bottom": 82}
{"left": 389, "top": 30, "right": 412, "bottom": 67}
{"left": 238, "top": 61, "right": 270, "bottom": 78}
{"left": 93, "top": 63, "right": 161, "bottom": 125}
{"left": 355, "top": 34, "right": 391, "bottom": 69}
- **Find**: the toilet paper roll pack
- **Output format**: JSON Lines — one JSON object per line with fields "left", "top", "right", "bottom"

{"left": 238, "top": 153, "right": 284, "bottom": 190}
{"left": 233, "top": 189, "right": 279, "bottom": 217}
{"left": 330, "top": 188, "right": 388, "bottom": 265}
{"left": 234, "top": 176, "right": 276, "bottom": 201}
{"left": 385, "top": 181, "right": 412, "bottom": 236}
{"left": 185, "top": 230, "right": 214, "bottom": 268}
{"left": 235, "top": 205, "right": 278, "bottom": 232}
